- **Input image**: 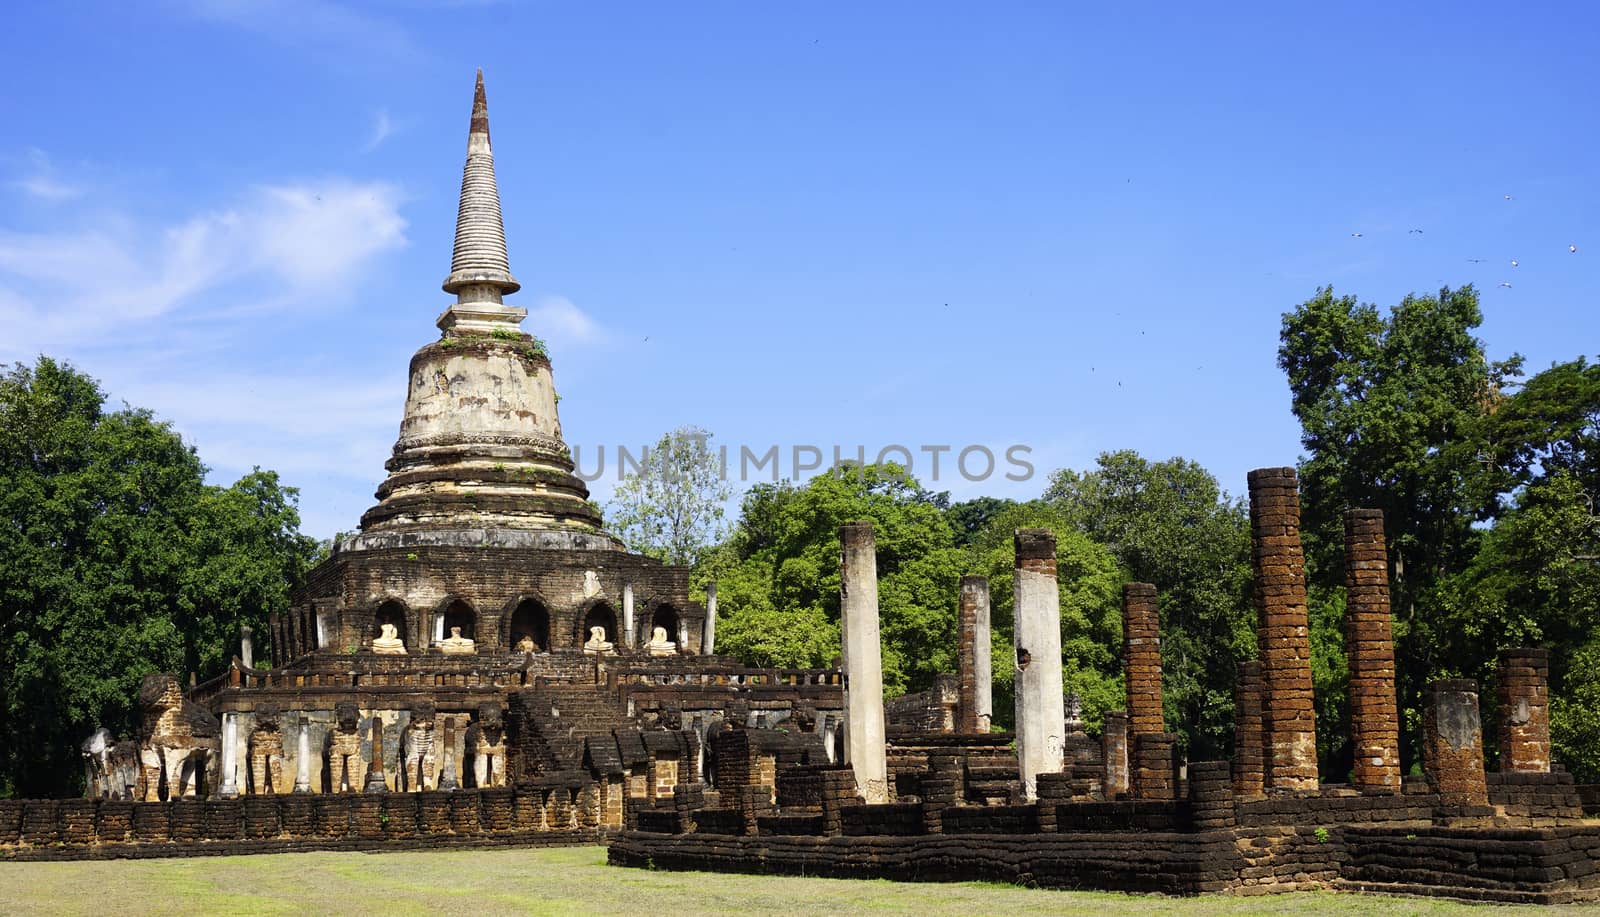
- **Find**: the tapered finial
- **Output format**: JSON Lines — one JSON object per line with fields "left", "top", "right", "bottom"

{"left": 441, "top": 68, "right": 521, "bottom": 311}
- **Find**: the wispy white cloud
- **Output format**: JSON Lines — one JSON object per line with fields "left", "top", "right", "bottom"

{"left": 364, "top": 109, "right": 396, "bottom": 152}
{"left": 527, "top": 295, "right": 605, "bottom": 348}
{"left": 0, "top": 177, "right": 408, "bottom": 353}
{"left": 0, "top": 164, "right": 415, "bottom": 539}
{"left": 5, "top": 149, "right": 85, "bottom": 201}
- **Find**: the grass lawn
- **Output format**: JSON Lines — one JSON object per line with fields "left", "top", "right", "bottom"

{"left": 0, "top": 846, "right": 1586, "bottom": 916}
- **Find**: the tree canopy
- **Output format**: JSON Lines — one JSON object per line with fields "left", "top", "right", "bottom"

{"left": 0, "top": 358, "right": 316, "bottom": 798}
{"left": 607, "top": 425, "right": 734, "bottom": 566}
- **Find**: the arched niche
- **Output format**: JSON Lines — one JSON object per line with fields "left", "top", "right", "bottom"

{"left": 507, "top": 599, "right": 550, "bottom": 653}
{"left": 440, "top": 598, "right": 477, "bottom": 644}
{"left": 373, "top": 600, "right": 408, "bottom": 650}
{"left": 649, "top": 605, "right": 683, "bottom": 650}
{"left": 581, "top": 602, "right": 618, "bottom": 649}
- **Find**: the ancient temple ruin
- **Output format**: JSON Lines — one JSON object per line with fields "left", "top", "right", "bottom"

{"left": 3, "top": 73, "right": 1597, "bottom": 906}
{"left": 11, "top": 71, "right": 843, "bottom": 848}
{"left": 613, "top": 479, "right": 1600, "bottom": 905}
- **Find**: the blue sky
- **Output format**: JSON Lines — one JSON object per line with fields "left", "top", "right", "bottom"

{"left": 2, "top": 1, "right": 1596, "bottom": 539}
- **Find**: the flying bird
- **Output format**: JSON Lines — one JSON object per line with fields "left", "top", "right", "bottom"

{"left": 1467, "top": 258, "right": 1487, "bottom": 263}
{"left": 1504, "top": 194, "right": 1514, "bottom": 200}
{"left": 1351, "top": 232, "right": 1364, "bottom": 238}
{"left": 1409, "top": 229, "right": 1424, "bottom": 234}
{"left": 1572, "top": 245, "right": 1579, "bottom": 253}
{"left": 1511, "top": 260, "right": 1519, "bottom": 267}
{"left": 1499, "top": 282, "right": 1514, "bottom": 288}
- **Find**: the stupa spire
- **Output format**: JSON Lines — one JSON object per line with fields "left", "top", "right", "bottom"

{"left": 438, "top": 69, "right": 523, "bottom": 331}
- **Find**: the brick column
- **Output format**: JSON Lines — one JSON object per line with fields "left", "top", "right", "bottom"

{"left": 1232, "top": 661, "right": 1266, "bottom": 801}
{"left": 1188, "top": 760, "right": 1236, "bottom": 829}
{"left": 957, "top": 575, "right": 993, "bottom": 734}
{"left": 1497, "top": 648, "right": 1551, "bottom": 773}
{"left": 1343, "top": 509, "right": 1401, "bottom": 791}
{"left": 1423, "top": 679, "right": 1488, "bottom": 808}
{"left": 1101, "top": 711, "right": 1130, "bottom": 799}
{"left": 1122, "top": 582, "right": 1164, "bottom": 736}
{"left": 1132, "top": 732, "right": 1177, "bottom": 800}
{"left": 1247, "top": 467, "right": 1318, "bottom": 791}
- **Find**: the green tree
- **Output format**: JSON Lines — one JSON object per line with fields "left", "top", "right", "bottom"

{"left": 608, "top": 426, "right": 733, "bottom": 566}
{"left": 1483, "top": 357, "right": 1600, "bottom": 503}
{"left": 0, "top": 357, "right": 316, "bottom": 797}
{"left": 1551, "top": 638, "right": 1600, "bottom": 783}
{"left": 1043, "top": 450, "right": 1254, "bottom": 757}
{"left": 1278, "top": 285, "right": 1522, "bottom": 768}
{"left": 695, "top": 464, "right": 965, "bottom": 696}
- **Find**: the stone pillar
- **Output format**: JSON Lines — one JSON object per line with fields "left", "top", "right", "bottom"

{"left": 1232, "top": 661, "right": 1266, "bottom": 801}
{"left": 439, "top": 719, "right": 459, "bottom": 791}
{"left": 957, "top": 575, "right": 993, "bottom": 734}
{"left": 1423, "top": 679, "right": 1488, "bottom": 808}
{"left": 622, "top": 583, "right": 636, "bottom": 648}
{"left": 434, "top": 613, "right": 445, "bottom": 645}
{"left": 1343, "top": 508, "right": 1401, "bottom": 791}
{"left": 364, "top": 717, "right": 389, "bottom": 794}
{"left": 219, "top": 713, "right": 240, "bottom": 798}
{"left": 1497, "top": 648, "right": 1551, "bottom": 773}
{"left": 1246, "top": 467, "right": 1318, "bottom": 791}
{"left": 1122, "top": 582, "right": 1164, "bottom": 736}
{"left": 1013, "top": 529, "right": 1065, "bottom": 801}
{"left": 839, "top": 521, "right": 888, "bottom": 803}
{"left": 703, "top": 582, "right": 717, "bottom": 655}
{"left": 1102, "top": 711, "right": 1130, "bottom": 798}
{"left": 240, "top": 625, "right": 254, "bottom": 670}
{"left": 293, "top": 720, "right": 312, "bottom": 794}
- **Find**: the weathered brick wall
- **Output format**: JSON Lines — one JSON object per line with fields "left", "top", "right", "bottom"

{"left": 1341, "top": 825, "right": 1600, "bottom": 904}
{"left": 1498, "top": 648, "right": 1552, "bottom": 774}
{"left": 611, "top": 830, "right": 1245, "bottom": 896}
{"left": 1343, "top": 509, "right": 1401, "bottom": 790}
{"left": 884, "top": 675, "right": 959, "bottom": 733}
{"left": 1485, "top": 771, "right": 1584, "bottom": 821}
{"left": 0, "top": 783, "right": 604, "bottom": 861}
{"left": 1247, "top": 467, "right": 1318, "bottom": 791}
{"left": 1122, "top": 583, "right": 1165, "bottom": 736}
{"left": 293, "top": 543, "right": 700, "bottom": 657}
{"left": 613, "top": 813, "right": 1600, "bottom": 903}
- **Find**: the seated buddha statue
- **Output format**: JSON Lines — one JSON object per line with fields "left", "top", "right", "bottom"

{"left": 440, "top": 626, "right": 476, "bottom": 655}
{"left": 372, "top": 622, "right": 406, "bottom": 655}
{"left": 582, "top": 625, "right": 614, "bottom": 655}
{"left": 645, "top": 624, "right": 677, "bottom": 657}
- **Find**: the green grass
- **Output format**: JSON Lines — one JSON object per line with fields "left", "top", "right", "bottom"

{"left": 0, "top": 846, "right": 1584, "bottom": 916}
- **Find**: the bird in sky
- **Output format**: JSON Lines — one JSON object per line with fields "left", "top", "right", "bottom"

{"left": 1572, "top": 245, "right": 1579, "bottom": 253}
{"left": 1499, "top": 282, "right": 1514, "bottom": 288}
{"left": 1409, "top": 229, "right": 1424, "bottom": 234}
{"left": 1468, "top": 258, "right": 1487, "bottom": 263}
{"left": 1351, "top": 232, "right": 1363, "bottom": 238}
{"left": 1504, "top": 194, "right": 1514, "bottom": 200}
{"left": 1511, "top": 260, "right": 1519, "bottom": 267}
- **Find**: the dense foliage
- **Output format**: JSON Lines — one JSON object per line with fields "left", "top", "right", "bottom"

{"left": 0, "top": 358, "right": 317, "bottom": 798}
{"left": 1281, "top": 286, "right": 1599, "bottom": 779}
